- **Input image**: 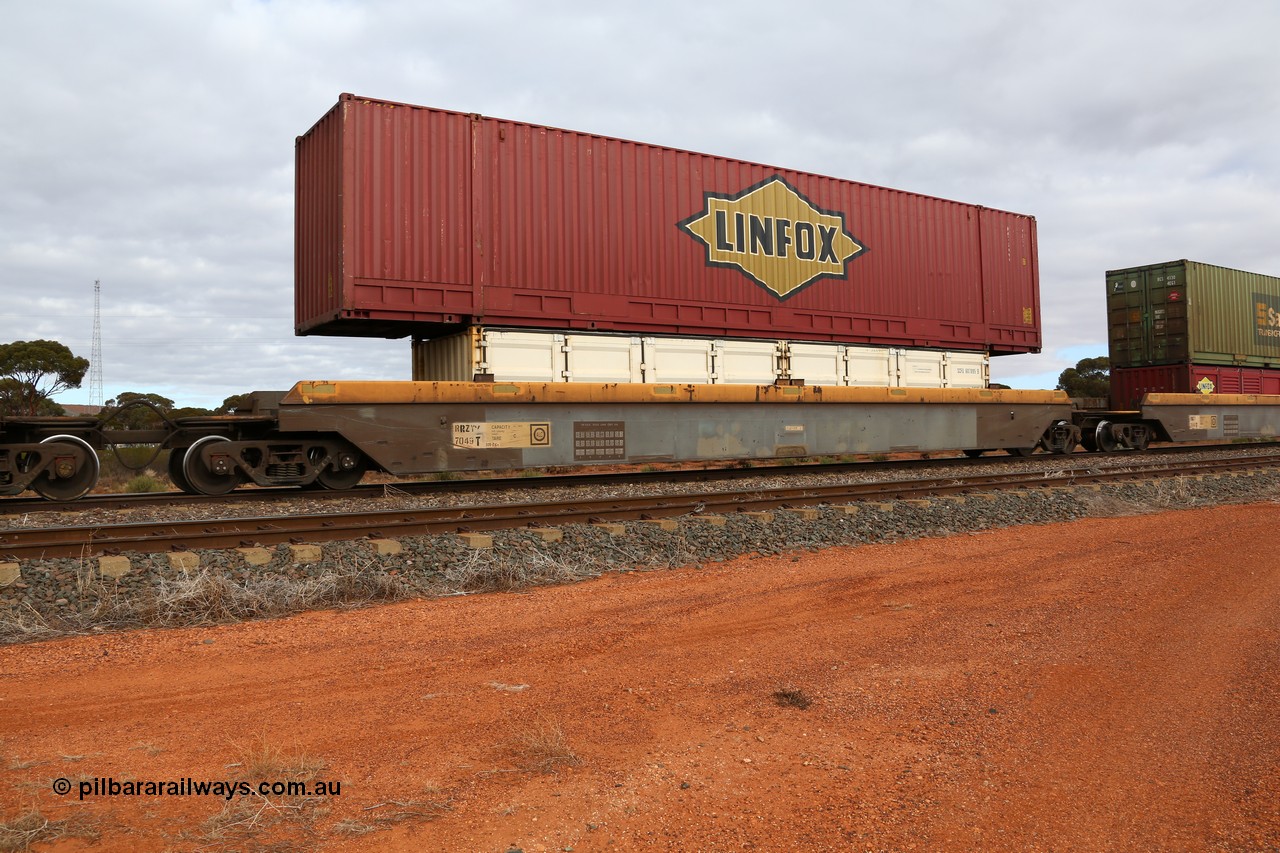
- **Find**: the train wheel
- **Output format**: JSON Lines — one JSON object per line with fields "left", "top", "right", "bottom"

{"left": 962, "top": 449, "right": 986, "bottom": 458}
{"left": 183, "top": 435, "right": 242, "bottom": 496}
{"left": 31, "top": 435, "right": 100, "bottom": 501}
{"left": 1093, "top": 420, "right": 1121, "bottom": 453}
{"left": 315, "top": 465, "right": 366, "bottom": 490}
{"left": 315, "top": 451, "right": 369, "bottom": 490}
{"left": 1004, "top": 447, "right": 1036, "bottom": 457}
{"left": 167, "top": 447, "right": 194, "bottom": 493}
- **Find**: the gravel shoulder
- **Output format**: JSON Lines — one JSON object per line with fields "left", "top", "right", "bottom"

{"left": 2, "top": 500, "right": 1278, "bottom": 851}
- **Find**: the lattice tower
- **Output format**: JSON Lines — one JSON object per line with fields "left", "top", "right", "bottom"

{"left": 89, "top": 279, "right": 103, "bottom": 408}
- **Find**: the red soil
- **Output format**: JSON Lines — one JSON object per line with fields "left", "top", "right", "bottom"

{"left": 2, "top": 503, "right": 1278, "bottom": 851}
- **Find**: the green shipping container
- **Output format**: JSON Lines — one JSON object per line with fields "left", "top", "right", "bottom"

{"left": 1107, "top": 259, "right": 1280, "bottom": 368}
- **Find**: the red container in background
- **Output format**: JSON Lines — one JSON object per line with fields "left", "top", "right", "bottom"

{"left": 1110, "top": 364, "right": 1280, "bottom": 409}
{"left": 295, "top": 94, "right": 1041, "bottom": 354}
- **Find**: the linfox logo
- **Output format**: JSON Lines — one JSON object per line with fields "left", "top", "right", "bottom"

{"left": 678, "top": 176, "right": 866, "bottom": 300}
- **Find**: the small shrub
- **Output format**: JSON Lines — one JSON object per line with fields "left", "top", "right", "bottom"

{"left": 94, "top": 445, "right": 167, "bottom": 493}
{"left": 772, "top": 687, "right": 812, "bottom": 710}
{"left": 124, "top": 472, "right": 166, "bottom": 493}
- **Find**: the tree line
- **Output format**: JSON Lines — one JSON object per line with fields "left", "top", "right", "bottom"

{"left": 0, "top": 339, "right": 248, "bottom": 420}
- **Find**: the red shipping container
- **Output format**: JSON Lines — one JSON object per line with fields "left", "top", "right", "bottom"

{"left": 1110, "top": 364, "right": 1280, "bottom": 409}
{"left": 295, "top": 94, "right": 1041, "bottom": 354}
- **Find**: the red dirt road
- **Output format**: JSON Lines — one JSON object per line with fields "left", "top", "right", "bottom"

{"left": 3, "top": 503, "right": 1279, "bottom": 851}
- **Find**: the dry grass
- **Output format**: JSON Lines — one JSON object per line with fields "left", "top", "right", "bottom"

{"left": 1141, "top": 476, "right": 1199, "bottom": 509}
{"left": 194, "top": 739, "right": 329, "bottom": 847}
{"left": 345, "top": 783, "right": 453, "bottom": 833}
{"left": 232, "top": 738, "right": 327, "bottom": 782}
{"left": 443, "top": 547, "right": 595, "bottom": 593}
{"left": 512, "top": 719, "right": 581, "bottom": 773}
{"left": 331, "top": 818, "right": 379, "bottom": 835}
{"left": 0, "top": 808, "right": 99, "bottom": 852}
{"left": 145, "top": 563, "right": 411, "bottom": 627}
{"left": 0, "top": 606, "right": 55, "bottom": 645}
{"left": 0, "top": 548, "right": 591, "bottom": 643}
{"left": 0, "top": 555, "right": 421, "bottom": 645}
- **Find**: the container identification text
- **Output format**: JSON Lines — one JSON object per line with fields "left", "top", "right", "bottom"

{"left": 452, "top": 422, "right": 551, "bottom": 449}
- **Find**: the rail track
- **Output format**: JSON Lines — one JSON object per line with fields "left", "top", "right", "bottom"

{"left": 3, "top": 450, "right": 1277, "bottom": 560}
{"left": 2, "top": 441, "right": 1275, "bottom": 516}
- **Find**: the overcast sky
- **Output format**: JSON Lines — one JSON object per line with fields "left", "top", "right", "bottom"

{"left": 3, "top": 0, "right": 1278, "bottom": 408}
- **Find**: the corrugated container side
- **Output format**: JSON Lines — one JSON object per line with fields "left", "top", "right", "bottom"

{"left": 1110, "top": 363, "right": 1280, "bottom": 408}
{"left": 1184, "top": 260, "right": 1280, "bottom": 365}
{"left": 980, "top": 211, "right": 1040, "bottom": 351}
{"left": 1107, "top": 259, "right": 1280, "bottom": 368}
{"left": 346, "top": 100, "right": 474, "bottom": 320}
{"left": 294, "top": 102, "right": 345, "bottom": 331}
{"left": 410, "top": 330, "right": 473, "bottom": 382}
{"left": 298, "top": 95, "right": 1040, "bottom": 353}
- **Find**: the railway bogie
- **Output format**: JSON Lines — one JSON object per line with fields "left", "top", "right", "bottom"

{"left": 0, "top": 418, "right": 104, "bottom": 500}
{"left": 1076, "top": 417, "right": 1153, "bottom": 453}
{"left": 1037, "top": 419, "right": 1081, "bottom": 454}
{"left": 175, "top": 434, "right": 369, "bottom": 495}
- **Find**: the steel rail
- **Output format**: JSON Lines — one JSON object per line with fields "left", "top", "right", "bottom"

{"left": 2, "top": 454, "right": 1276, "bottom": 560}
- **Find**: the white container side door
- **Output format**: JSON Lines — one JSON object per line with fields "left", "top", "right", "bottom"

{"left": 897, "top": 348, "right": 946, "bottom": 388}
{"left": 943, "top": 351, "right": 989, "bottom": 388}
{"left": 642, "top": 337, "right": 715, "bottom": 384}
{"left": 844, "top": 346, "right": 895, "bottom": 386}
{"left": 715, "top": 339, "right": 781, "bottom": 385}
{"left": 480, "top": 330, "right": 566, "bottom": 382}
{"left": 564, "top": 335, "right": 643, "bottom": 382}
{"left": 785, "top": 342, "right": 846, "bottom": 386}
